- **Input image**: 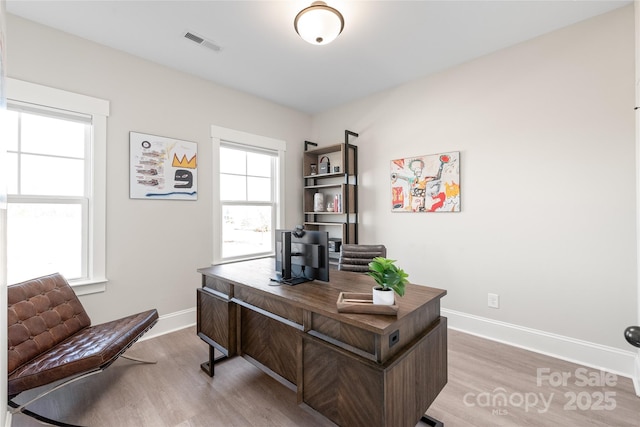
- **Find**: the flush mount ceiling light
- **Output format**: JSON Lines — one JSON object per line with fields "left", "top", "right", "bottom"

{"left": 294, "top": 1, "right": 344, "bottom": 45}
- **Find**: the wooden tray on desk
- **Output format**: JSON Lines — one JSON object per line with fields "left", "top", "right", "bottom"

{"left": 336, "top": 292, "right": 399, "bottom": 315}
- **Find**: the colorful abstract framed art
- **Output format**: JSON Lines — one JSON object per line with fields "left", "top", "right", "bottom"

{"left": 390, "top": 151, "right": 460, "bottom": 212}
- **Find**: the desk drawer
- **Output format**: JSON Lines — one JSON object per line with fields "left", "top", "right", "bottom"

{"left": 311, "top": 298, "right": 442, "bottom": 363}
{"left": 309, "top": 313, "right": 376, "bottom": 358}
{"left": 202, "top": 276, "right": 233, "bottom": 297}
{"left": 234, "top": 287, "right": 303, "bottom": 326}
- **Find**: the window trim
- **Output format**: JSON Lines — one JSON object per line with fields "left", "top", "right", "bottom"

{"left": 211, "top": 125, "right": 286, "bottom": 265}
{"left": 6, "top": 78, "right": 109, "bottom": 294}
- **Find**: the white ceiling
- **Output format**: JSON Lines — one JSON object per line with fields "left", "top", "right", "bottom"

{"left": 6, "top": 0, "right": 631, "bottom": 114}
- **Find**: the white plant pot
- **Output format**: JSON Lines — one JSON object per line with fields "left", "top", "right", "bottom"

{"left": 372, "top": 286, "right": 395, "bottom": 305}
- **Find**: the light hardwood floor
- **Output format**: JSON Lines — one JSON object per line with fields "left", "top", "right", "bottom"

{"left": 9, "top": 327, "right": 640, "bottom": 427}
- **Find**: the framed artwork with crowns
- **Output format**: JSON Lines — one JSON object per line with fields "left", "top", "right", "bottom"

{"left": 130, "top": 131, "right": 198, "bottom": 200}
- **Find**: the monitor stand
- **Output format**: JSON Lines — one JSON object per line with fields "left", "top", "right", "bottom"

{"left": 270, "top": 273, "right": 311, "bottom": 286}
{"left": 282, "top": 276, "right": 311, "bottom": 286}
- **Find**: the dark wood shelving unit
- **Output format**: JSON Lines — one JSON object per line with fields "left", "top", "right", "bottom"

{"left": 303, "top": 131, "right": 358, "bottom": 266}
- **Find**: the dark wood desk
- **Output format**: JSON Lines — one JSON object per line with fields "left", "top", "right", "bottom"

{"left": 197, "top": 258, "right": 447, "bottom": 427}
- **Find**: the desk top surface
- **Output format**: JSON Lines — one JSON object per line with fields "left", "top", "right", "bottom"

{"left": 198, "top": 257, "right": 446, "bottom": 334}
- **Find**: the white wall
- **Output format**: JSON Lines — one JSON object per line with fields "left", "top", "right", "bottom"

{"left": 5, "top": 14, "right": 310, "bottom": 325}
{"left": 311, "top": 6, "right": 637, "bottom": 373}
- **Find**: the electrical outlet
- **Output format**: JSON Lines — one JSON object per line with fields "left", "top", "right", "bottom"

{"left": 488, "top": 293, "right": 500, "bottom": 309}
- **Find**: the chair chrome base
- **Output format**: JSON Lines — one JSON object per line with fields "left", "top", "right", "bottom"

{"left": 8, "top": 399, "right": 85, "bottom": 427}
{"left": 8, "top": 353, "right": 157, "bottom": 426}
{"left": 121, "top": 354, "right": 157, "bottom": 364}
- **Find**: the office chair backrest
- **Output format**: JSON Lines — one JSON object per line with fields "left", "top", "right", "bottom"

{"left": 338, "top": 244, "right": 387, "bottom": 273}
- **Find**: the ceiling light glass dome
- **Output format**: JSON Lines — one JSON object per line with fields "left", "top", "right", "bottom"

{"left": 294, "top": 1, "right": 344, "bottom": 45}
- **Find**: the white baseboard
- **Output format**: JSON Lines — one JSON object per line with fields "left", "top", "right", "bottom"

{"left": 139, "top": 307, "right": 196, "bottom": 341}
{"left": 3, "top": 411, "right": 11, "bottom": 427}
{"left": 443, "top": 308, "right": 640, "bottom": 395}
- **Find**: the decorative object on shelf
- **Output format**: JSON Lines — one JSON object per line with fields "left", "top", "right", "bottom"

{"left": 310, "top": 163, "right": 318, "bottom": 175}
{"left": 390, "top": 151, "right": 460, "bottom": 213}
{"left": 326, "top": 201, "right": 333, "bottom": 212}
{"left": 367, "top": 257, "right": 409, "bottom": 305}
{"left": 294, "top": 1, "right": 344, "bottom": 46}
{"left": 319, "top": 156, "right": 330, "bottom": 174}
{"left": 130, "top": 131, "right": 198, "bottom": 200}
{"left": 313, "top": 192, "right": 324, "bottom": 212}
{"left": 334, "top": 166, "right": 340, "bottom": 173}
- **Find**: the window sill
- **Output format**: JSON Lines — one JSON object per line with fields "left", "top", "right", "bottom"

{"left": 214, "top": 254, "right": 273, "bottom": 265}
{"left": 69, "top": 277, "right": 108, "bottom": 295}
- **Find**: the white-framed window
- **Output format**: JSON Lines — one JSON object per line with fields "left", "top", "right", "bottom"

{"left": 3, "top": 79, "right": 109, "bottom": 293}
{"left": 211, "top": 126, "right": 286, "bottom": 264}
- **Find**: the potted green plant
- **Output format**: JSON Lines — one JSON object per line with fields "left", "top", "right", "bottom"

{"left": 367, "top": 257, "right": 409, "bottom": 305}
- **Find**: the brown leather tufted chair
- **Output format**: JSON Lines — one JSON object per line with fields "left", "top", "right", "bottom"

{"left": 7, "top": 273, "right": 158, "bottom": 426}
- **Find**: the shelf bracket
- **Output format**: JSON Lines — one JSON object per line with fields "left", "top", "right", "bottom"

{"left": 304, "top": 140, "right": 318, "bottom": 151}
{"left": 344, "top": 130, "right": 359, "bottom": 144}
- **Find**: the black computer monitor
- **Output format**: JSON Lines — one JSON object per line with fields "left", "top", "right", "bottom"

{"left": 274, "top": 227, "right": 329, "bottom": 285}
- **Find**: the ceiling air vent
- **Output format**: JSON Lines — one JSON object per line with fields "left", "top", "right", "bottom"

{"left": 184, "top": 31, "right": 222, "bottom": 53}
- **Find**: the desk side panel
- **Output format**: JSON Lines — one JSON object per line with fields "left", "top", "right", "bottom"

{"left": 379, "top": 299, "right": 441, "bottom": 362}
{"left": 385, "top": 317, "right": 448, "bottom": 426}
{"left": 304, "top": 317, "right": 448, "bottom": 427}
{"left": 197, "top": 288, "right": 236, "bottom": 356}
